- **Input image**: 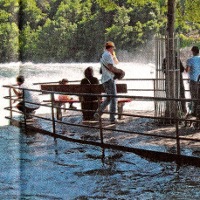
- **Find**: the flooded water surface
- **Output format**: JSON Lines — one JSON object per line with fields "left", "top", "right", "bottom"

{"left": 1, "top": 62, "right": 199, "bottom": 199}
{"left": 1, "top": 62, "right": 156, "bottom": 126}
{"left": 1, "top": 125, "right": 200, "bottom": 199}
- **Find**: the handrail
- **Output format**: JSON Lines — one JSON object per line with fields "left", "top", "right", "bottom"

{"left": 29, "top": 78, "right": 191, "bottom": 94}
{"left": 3, "top": 84, "right": 200, "bottom": 166}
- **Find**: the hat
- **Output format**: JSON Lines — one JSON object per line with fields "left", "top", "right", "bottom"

{"left": 105, "top": 41, "right": 115, "bottom": 49}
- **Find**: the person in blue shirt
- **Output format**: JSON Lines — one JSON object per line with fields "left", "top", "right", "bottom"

{"left": 186, "top": 46, "right": 200, "bottom": 116}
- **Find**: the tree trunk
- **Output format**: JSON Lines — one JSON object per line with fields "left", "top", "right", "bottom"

{"left": 165, "top": 0, "right": 176, "bottom": 121}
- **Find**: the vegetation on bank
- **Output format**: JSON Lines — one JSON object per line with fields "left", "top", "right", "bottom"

{"left": 0, "top": 0, "right": 199, "bottom": 63}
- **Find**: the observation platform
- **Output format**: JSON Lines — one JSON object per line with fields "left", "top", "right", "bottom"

{"left": 3, "top": 80, "right": 200, "bottom": 167}
{"left": 7, "top": 109, "right": 200, "bottom": 167}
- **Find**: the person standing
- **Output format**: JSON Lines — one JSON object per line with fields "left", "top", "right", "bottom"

{"left": 13, "top": 75, "right": 40, "bottom": 118}
{"left": 81, "top": 67, "right": 99, "bottom": 120}
{"left": 94, "top": 41, "right": 121, "bottom": 123}
{"left": 186, "top": 46, "right": 200, "bottom": 116}
{"left": 162, "top": 53, "right": 186, "bottom": 113}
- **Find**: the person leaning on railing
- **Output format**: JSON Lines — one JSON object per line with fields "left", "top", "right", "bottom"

{"left": 186, "top": 46, "right": 200, "bottom": 117}
{"left": 12, "top": 75, "right": 40, "bottom": 118}
{"left": 162, "top": 52, "right": 186, "bottom": 114}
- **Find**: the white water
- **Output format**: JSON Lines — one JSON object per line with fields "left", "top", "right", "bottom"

{"left": 1, "top": 62, "right": 156, "bottom": 126}
{"left": 1, "top": 62, "right": 199, "bottom": 200}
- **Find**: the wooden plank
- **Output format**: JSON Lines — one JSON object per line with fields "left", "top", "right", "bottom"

{"left": 41, "top": 84, "right": 99, "bottom": 93}
{"left": 41, "top": 84, "right": 127, "bottom": 94}
{"left": 116, "top": 84, "right": 127, "bottom": 93}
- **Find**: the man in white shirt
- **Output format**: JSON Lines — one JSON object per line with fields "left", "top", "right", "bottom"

{"left": 94, "top": 41, "right": 122, "bottom": 123}
{"left": 13, "top": 75, "right": 40, "bottom": 118}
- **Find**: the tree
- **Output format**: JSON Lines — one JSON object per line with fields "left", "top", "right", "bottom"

{"left": 164, "top": 0, "right": 177, "bottom": 121}
{"left": 0, "top": 0, "right": 19, "bottom": 62}
{"left": 0, "top": 0, "right": 199, "bottom": 62}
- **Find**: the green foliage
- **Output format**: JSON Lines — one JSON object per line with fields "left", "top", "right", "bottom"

{"left": 96, "top": 0, "right": 118, "bottom": 11}
{"left": 19, "top": 24, "right": 39, "bottom": 61}
{"left": 0, "top": 0, "right": 199, "bottom": 62}
{"left": 176, "top": 0, "right": 200, "bottom": 48}
{"left": 0, "top": 0, "right": 19, "bottom": 62}
{"left": 179, "top": 33, "right": 200, "bottom": 48}
{"left": 20, "top": 0, "right": 46, "bottom": 29}
{"left": 0, "top": 22, "right": 19, "bottom": 62}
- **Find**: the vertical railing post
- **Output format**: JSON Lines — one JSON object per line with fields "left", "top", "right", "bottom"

{"left": 9, "top": 87, "right": 13, "bottom": 124}
{"left": 50, "top": 93, "right": 56, "bottom": 135}
{"left": 153, "top": 79, "right": 156, "bottom": 117}
{"left": 22, "top": 88, "right": 28, "bottom": 132}
{"left": 175, "top": 98, "right": 181, "bottom": 155}
{"left": 97, "top": 96, "right": 103, "bottom": 145}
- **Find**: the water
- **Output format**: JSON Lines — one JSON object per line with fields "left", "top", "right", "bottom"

{"left": 0, "top": 62, "right": 156, "bottom": 126}
{"left": 1, "top": 62, "right": 199, "bottom": 199}
{"left": 1, "top": 126, "right": 200, "bottom": 199}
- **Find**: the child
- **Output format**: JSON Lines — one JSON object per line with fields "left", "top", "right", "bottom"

{"left": 58, "top": 79, "right": 76, "bottom": 109}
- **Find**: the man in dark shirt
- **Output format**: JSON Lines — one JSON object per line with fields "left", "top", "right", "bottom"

{"left": 80, "top": 67, "right": 99, "bottom": 120}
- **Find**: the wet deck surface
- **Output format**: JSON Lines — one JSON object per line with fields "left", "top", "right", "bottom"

{"left": 10, "top": 110, "right": 200, "bottom": 159}
{"left": 2, "top": 111, "right": 200, "bottom": 199}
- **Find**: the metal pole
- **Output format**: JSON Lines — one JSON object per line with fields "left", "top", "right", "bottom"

{"left": 153, "top": 79, "right": 157, "bottom": 118}
{"left": 9, "top": 88, "right": 12, "bottom": 125}
{"left": 22, "top": 88, "right": 28, "bottom": 132}
{"left": 97, "top": 96, "right": 104, "bottom": 145}
{"left": 50, "top": 93, "right": 56, "bottom": 135}
{"left": 175, "top": 99, "right": 181, "bottom": 155}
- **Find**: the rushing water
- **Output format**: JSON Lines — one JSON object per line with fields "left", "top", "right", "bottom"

{"left": 0, "top": 62, "right": 155, "bottom": 126}
{"left": 1, "top": 62, "right": 199, "bottom": 199}
{"left": 1, "top": 126, "right": 200, "bottom": 199}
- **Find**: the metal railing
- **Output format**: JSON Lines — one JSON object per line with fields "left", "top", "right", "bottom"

{"left": 3, "top": 82, "right": 200, "bottom": 166}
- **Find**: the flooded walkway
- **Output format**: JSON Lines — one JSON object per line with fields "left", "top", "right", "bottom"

{"left": 6, "top": 108, "right": 200, "bottom": 167}
{"left": 1, "top": 121, "right": 200, "bottom": 199}
{"left": 2, "top": 61, "right": 200, "bottom": 198}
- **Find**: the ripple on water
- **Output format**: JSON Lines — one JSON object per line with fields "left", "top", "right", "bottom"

{"left": 1, "top": 126, "right": 200, "bottom": 199}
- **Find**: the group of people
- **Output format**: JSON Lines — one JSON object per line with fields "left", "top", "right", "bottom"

{"left": 162, "top": 46, "right": 200, "bottom": 117}
{"left": 13, "top": 41, "right": 122, "bottom": 123}
{"left": 13, "top": 42, "right": 200, "bottom": 123}
{"left": 80, "top": 41, "right": 122, "bottom": 122}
